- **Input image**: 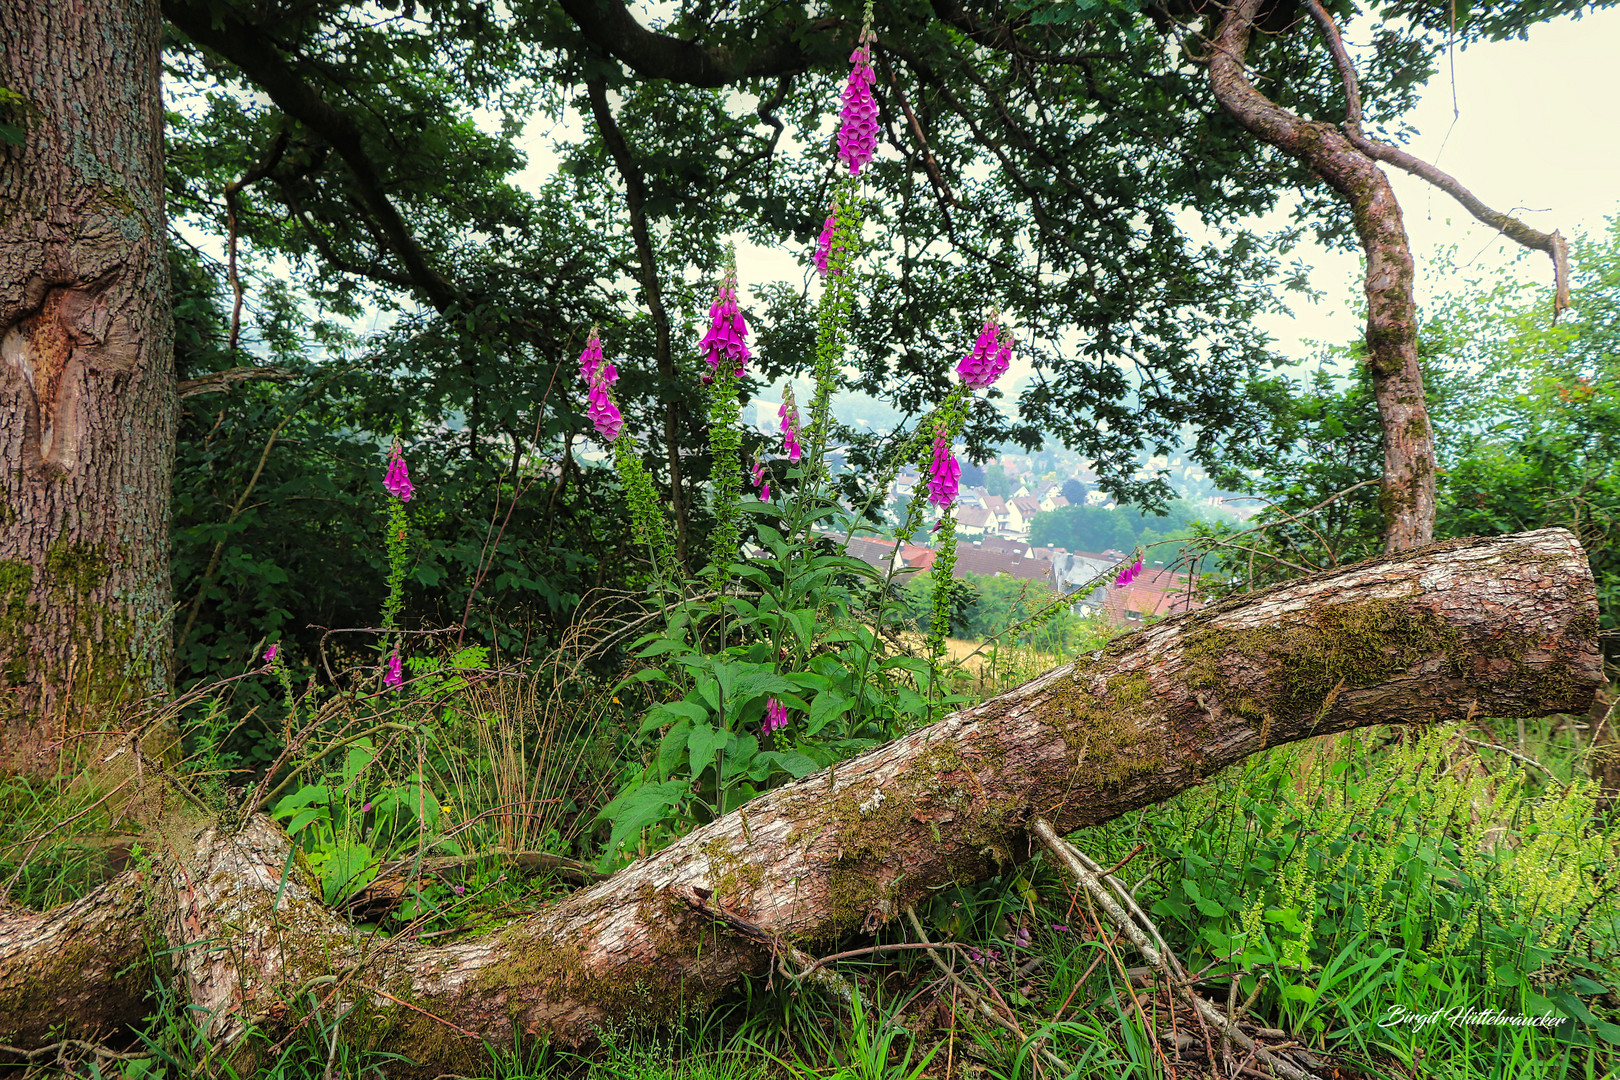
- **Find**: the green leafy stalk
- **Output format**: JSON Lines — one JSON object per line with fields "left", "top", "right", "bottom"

{"left": 707, "top": 363, "right": 743, "bottom": 601}
{"left": 380, "top": 497, "right": 409, "bottom": 634}
{"left": 927, "top": 510, "right": 958, "bottom": 664}
{"left": 805, "top": 176, "right": 863, "bottom": 491}
{"left": 613, "top": 432, "right": 678, "bottom": 593}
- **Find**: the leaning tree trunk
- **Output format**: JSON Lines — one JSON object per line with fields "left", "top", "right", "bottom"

{"left": 0, "top": 530, "right": 1600, "bottom": 1070}
{"left": 1209, "top": 0, "right": 1436, "bottom": 552}
{"left": 0, "top": 0, "right": 176, "bottom": 772}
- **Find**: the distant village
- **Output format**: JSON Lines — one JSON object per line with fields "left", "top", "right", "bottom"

{"left": 575, "top": 394, "right": 1256, "bottom": 630}
{"left": 835, "top": 461, "right": 1205, "bottom": 629}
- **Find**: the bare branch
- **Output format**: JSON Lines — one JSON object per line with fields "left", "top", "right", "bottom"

{"left": 177, "top": 365, "right": 296, "bottom": 399}
{"left": 1303, "top": 0, "right": 1570, "bottom": 318}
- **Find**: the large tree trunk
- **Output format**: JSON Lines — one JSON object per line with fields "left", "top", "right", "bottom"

{"left": 0, "top": 530, "right": 1600, "bottom": 1070}
{"left": 1208, "top": 0, "right": 1436, "bottom": 553}
{"left": 0, "top": 0, "right": 177, "bottom": 772}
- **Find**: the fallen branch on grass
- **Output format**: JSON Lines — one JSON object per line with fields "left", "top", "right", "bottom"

{"left": 1032, "top": 818, "right": 1318, "bottom": 1080}
{"left": 0, "top": 529, "right": 1602, "bottom": 1075}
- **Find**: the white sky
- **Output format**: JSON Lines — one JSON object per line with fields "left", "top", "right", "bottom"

{"left": 1258, "top": 6, "right": 1620, "bottom": 359}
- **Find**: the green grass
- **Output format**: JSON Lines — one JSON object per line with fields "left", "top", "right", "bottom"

{"left": 6, "top": 643, "right": 1619, "bottom": 1079}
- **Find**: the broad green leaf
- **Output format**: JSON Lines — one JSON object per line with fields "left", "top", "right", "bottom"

{"left": 658, "top": 719, "right": 692, "bottom": 780}
{"left": 807, "top": 691, "right": 852, "bottom": 735}
{"left": 687, "top": 722, "right": 729, "bottom": 780}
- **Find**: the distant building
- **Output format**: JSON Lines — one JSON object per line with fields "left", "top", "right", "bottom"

{"left": 955, "top": 505, "right": 997, "bottom": 537}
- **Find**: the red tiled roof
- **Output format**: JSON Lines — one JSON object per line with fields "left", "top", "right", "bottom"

{"left": 842, "top": 536, "right": 898, "bottom": 569}
{"left": 951, "top": 545, "right": 1051, "bottom": 582}
{"left": 901, "top": 545, "right": 937, "bottom": 569}
{"left": 977, "top": 537, "right": 1032, "bottom": 557}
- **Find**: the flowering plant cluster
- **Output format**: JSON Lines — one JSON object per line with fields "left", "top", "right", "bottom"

{"left": 1115, "top": 558, "right": 1145, "bottom": 586}
{"left": 699, "top": 269, "right": 750, "bottom": 384}
{"left": 836, "top": 25, "right": 878, "bottom": 177}
{"left": 751, "top": 459, "right": 771, "bottom": 503}
{"left": 384, "top": 449, "right": 415, "bottom": 502}
{"left": 593, "top": 5, "right": 1041, "bottom": 854}
{"left": 580, "top": 328, "right": 624, "bottom": 441}
{"left": 779, "top": 385, "right": 803, "bottom": 462}
{"left": 956, "top": 315, "right": 1014, "bottom": 390}
{"left": 927, "top": 429, "right": 960, "bottom": 508}
{"left": 763, "top": 696, "right": 788, "bottom": 736}
{"left": 378, "top": 440, "right": 416, "bottom": 692}
{"left": 812, "top": 215, "right": 839, "bottom": 277}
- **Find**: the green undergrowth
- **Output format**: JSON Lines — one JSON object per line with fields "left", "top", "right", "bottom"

{"left": 11, "top": 696, "right": 1620, "bottom": 1079}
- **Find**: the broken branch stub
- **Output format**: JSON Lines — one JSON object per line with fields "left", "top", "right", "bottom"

{"left": 0, "top": 529, "right": 1601, "bottom": 1074}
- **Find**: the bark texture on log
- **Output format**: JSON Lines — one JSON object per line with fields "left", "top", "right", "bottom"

{"left": 0, "top": 0, "right": 177, "bottom": 770}
{"left": 0, "top": 530, "right": 1600, "bottom": 1071}
{"left": 1208, "top": 0, "right": 1436, "bottom": 552}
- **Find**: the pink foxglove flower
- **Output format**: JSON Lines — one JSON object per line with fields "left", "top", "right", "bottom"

{"left": 263, "top": 644, "right": 279, "bottom": 665}
{"left": 579, "top": 327, "right": 625, "bottom": 442}
{"left": 927, "top": 431, "right": 960, "bottom": 508}
{"left": 700, "top": 271, "right": 751, "bottom": 382}
{"left": 763, "top": 696, "right": 788, "bottom": 735}
{"left": 812, "top": 214, "right": 838, "bottom": 277}
{"left": 579, "top": 331, "right": 604, "bottom": 385}
{"left": 837, "top": 29, "right": 878, "bottom": 177}
{"left": 1115, "top": 559, "right": 1144, "bottom": 586}
{"left": 760, "top": 481, "right": 771, "bottom": 503}
{"left": 587, "top": 380, "right": 624, "bottom": 442}
{"left": 580, "top": 329, "right": 618, "bottom": 388}
{"left": 384, "top": 446, "right": 414, "bottom": 502}
{"left": 957, "top": 316, "right": 1012, "bottom": 390}
{"left": 779, "top": 387, "right": 803, "bottom": 462}
{"left": 384, "top": 651, "right": 403, "bottom": 688}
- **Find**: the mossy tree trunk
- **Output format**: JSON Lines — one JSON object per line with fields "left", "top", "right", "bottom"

{"left": 0, "top": 529, "right": 1601, "bottom": 1071}
{"left": 0, "top": 0, "right": 177, "bottom": 772}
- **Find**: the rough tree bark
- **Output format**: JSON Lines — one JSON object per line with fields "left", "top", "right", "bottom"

{"left": 0, "top": 529, "right": 1601, "bottom": 1071}
{"left": 0, "top": 0, "right": 177, "bottom": 772}
{"left": 1208, "top": 2, "right": 1575, "bottom": 559}
{"left": 1209, "top": 0, "right": 1437, "bottom": 553}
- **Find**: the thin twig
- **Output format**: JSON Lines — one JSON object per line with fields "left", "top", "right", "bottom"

{"left": 1031, "top": 819, "right": 1318, "bottom": 1080}
{"left": 1456, "top": 734, "right": 1566, "bottom": 788}
{"left": 1303, "top": 0, "right": 1569, "bottom": 318}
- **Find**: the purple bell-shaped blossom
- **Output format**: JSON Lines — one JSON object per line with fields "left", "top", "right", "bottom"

{"left": 779, "top": 387, "right": 803, "bottom": 462}
{"left": 763, "top": 696, "right": 788, "bottom": 735}
{"left": 837, "top": 30, "right": 878, "bottom": 177}
{"left": 384, "top": 651, "right": 403, "bottom": 688}
{"left": 700, "top": 271, "right": 751, "bottom": 383}
{"left": 957, "top": 316, "right": 1012, "bottom": 390}
{"left": 586, "top": 380, "right": 624, "bottom": 442}
{"left": 927, "top": 430, "right": 960, "bottom": 509}
{"left": 579, "top": 326, "right": 625, "bottom": 442}
{"left": 1114, "top": 558, "right": 1145, "bottom": 586}
{"left": 385, "top": 448, "right": 414, "bottom": 502}
{"left": 813, "top": 214, "right": 838, "bottom": 277}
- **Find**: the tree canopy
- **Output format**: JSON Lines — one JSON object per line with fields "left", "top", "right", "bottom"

{"left": 152, "top": 0, "right": 1614, "bottom": 686}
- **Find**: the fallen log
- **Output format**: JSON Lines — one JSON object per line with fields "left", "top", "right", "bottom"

{"left": 0, "top": 529, "right": 1601, "bottom": 1072}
